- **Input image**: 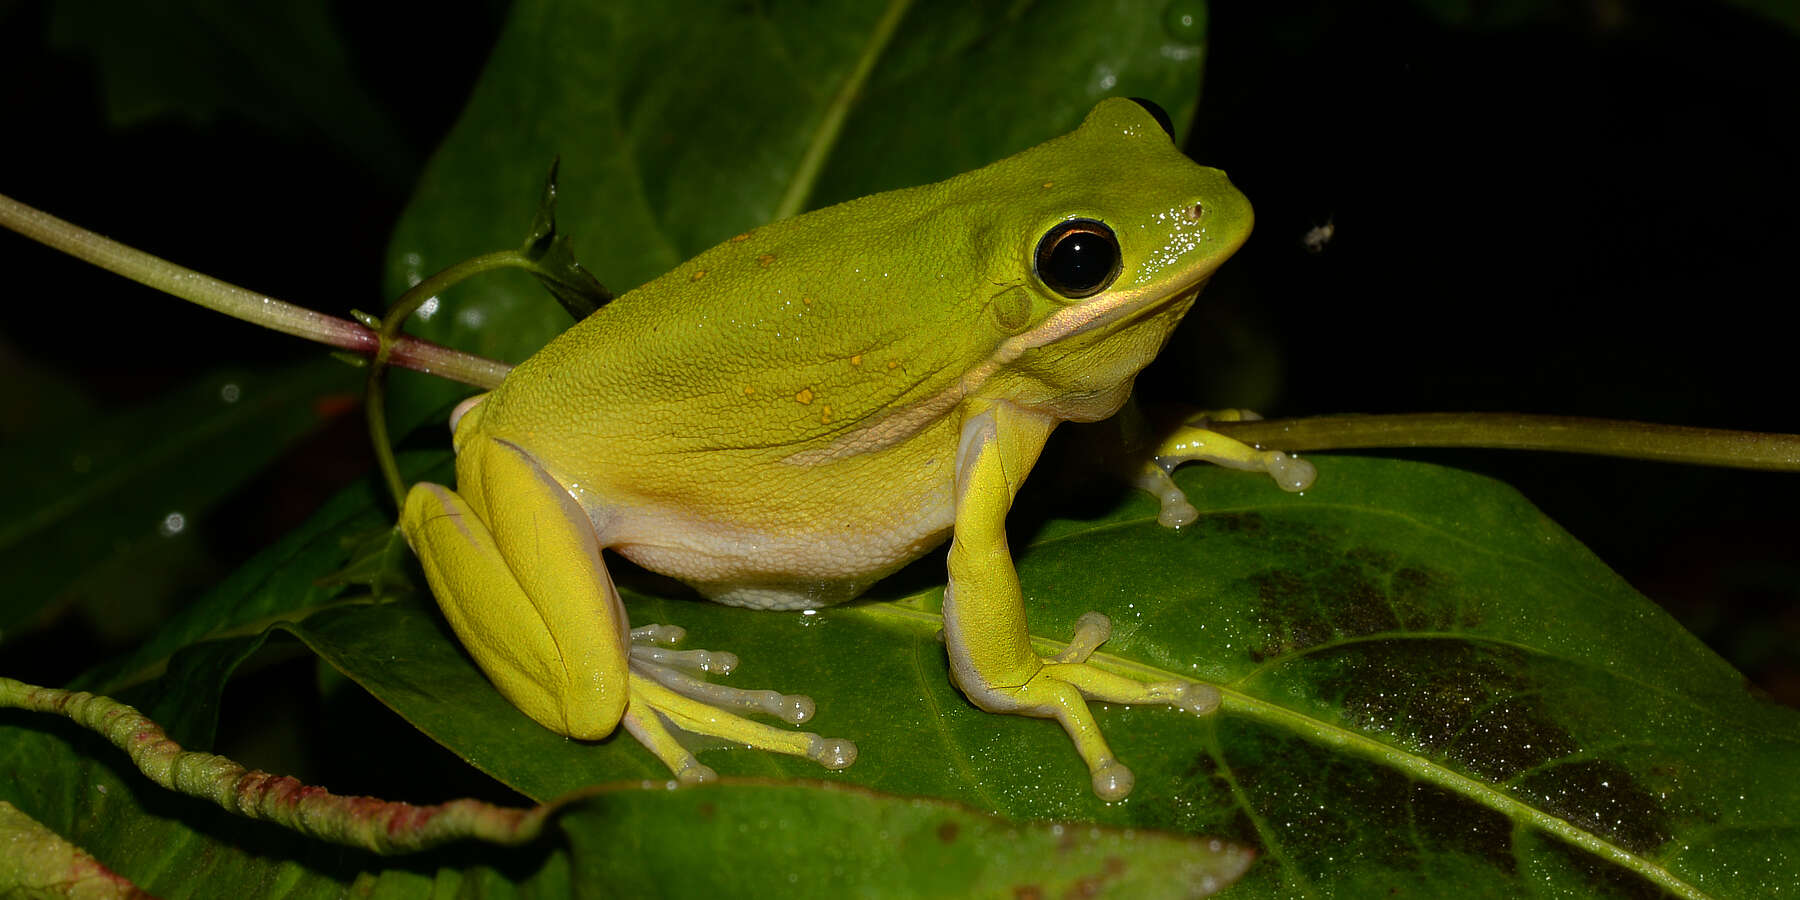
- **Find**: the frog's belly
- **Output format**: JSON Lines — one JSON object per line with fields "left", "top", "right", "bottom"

{"left": 590, "top": 490, "right": 955, "bottom": 611}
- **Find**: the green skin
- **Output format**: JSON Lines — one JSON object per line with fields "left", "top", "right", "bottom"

{"left": 403, "top": 98, "right": 1279, "bottom": 800}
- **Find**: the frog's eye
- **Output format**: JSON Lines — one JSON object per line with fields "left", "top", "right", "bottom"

{"left": 1127, "top": 97, "right": 1176, "bottom": 140}
{"left": 1034, "top": 219, "right": 1121, "bottom": 300}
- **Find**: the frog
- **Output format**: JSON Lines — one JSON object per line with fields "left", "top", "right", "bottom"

{"left": 399, "top": 97, "right": 1314, "bottom": 801}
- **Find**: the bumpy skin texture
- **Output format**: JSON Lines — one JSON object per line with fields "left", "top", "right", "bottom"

{"left": 401, "top": 98, "right": 1257, "bottom": 796}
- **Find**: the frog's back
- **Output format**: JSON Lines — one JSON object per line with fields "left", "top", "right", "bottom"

{"left": 480, "top": 177, "right": 1007, "bottom": 478}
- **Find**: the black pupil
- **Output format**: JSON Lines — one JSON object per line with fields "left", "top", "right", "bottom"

{"left": 1037, "top": 221, "right": 1119, "bottom": 298}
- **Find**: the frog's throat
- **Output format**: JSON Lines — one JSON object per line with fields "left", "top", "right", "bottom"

{"left": 781, "top": 275, "right": 1213, "bottom": 467}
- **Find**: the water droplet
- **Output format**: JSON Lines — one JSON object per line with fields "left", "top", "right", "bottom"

{"left": 1163, "top": 0, "right": 1208, "bottom": 42}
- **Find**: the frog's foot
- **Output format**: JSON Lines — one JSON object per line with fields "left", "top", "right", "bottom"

{"left": 957, "top": 612, "right": 1221, "bottom": 802}
{"left": 1137, "top": 409, "right": 1316, "bottom": 527}
{"left": 617, "top": 624, "right": 858, "bottom": 784}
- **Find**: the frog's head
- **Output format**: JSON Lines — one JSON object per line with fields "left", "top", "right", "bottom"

{"left": 973, "top": 97, "right": 1253, "bottom": 423}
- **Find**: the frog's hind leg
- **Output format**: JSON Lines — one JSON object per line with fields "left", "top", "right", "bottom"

{"left": 402, "top": 436, "right": 854, "bottom": 782}
{"left": 402, "top": 439, "right": 632, "bottom": 740}
{"left": 614, "top": 623, "right": 857, "bottom": 783}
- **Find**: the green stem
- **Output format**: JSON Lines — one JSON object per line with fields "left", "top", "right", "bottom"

{"left": 0, "top": 192, "right": 512, "bottom": 390}
{"left": 772, "top": 0, "right": 913, "bottom": 220}
{"left": 0, "top": 676, "right": 554, "bottom": 853}
{"left": 362, "top": 342, "right": 407, "bottom": 511}
{"left": 1209, "top": 412, "right": 1800, "bottom": 471}
{"left": 360, "top": 250, "right": 531, "bottom": 508}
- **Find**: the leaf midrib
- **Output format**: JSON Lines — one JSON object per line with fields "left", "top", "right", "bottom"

{"left": 769, "top": 0, "right": 914, "bottom": 221}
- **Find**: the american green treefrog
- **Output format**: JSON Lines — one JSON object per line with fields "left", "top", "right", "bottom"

{"left": 400, "top": 98, "right": 1312, "bottom": 801}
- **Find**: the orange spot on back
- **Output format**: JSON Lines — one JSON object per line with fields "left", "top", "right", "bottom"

{"left": 849, "top": 354, "right": 862, "bottom": 366}
{"left": 743, "top": 386, "right": 756, "bottom": 396}
{"left": 821, "top": 405, "right": 833, "bottom": 424}
{"left": 690, "top": 270, "right": 708, "bottom": 282}
{"left": 795, "top": 388, "right": 814, "bottom": 405}
{"left": 730, "top": 232, "right": 751, "bottom": 243}
{"left": 757, "top": 253, "right": 776, "bottom": 267}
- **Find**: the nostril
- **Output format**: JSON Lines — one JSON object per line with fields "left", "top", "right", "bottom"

{"left": 1184, "top": 203, "right": 1204, "bottom": 222}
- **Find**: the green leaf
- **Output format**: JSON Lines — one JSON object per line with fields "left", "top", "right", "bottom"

{"left": 0, "top": 360, "right": 358, "bottom": 644}
{"left": 291, "top": 458, "right": 1799, "bottom": 896}
{"left": 554, "top": 782, "right": 1255, "bottom": 897}
{"left": 0, "top": 801, "right": 136, "bottom": 899}
{"left": 0, "top": 702, "right": 1249, "bottom": 899}
{"left": 381, "top": 0, "right": 1210, "bottom": 429}
{"left": 30, "top": 453, "right": 1797, "bottom": 896}
{"left": 0, "top": 707, "right": 574, "bottom": 898}
{"left": 46, "top": 0, "right": 417, "bottom": 179}
{"left": 67, "top": 451, "right": 450, "bottom": 704}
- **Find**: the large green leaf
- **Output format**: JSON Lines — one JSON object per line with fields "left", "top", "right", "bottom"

{"left": 10, "top": 455, "right": 1796, "bottom": 896}
{"left": 46, "top": 0, "right": 418, "bottom": 180}
{"left": 0, "top": 360, "right": 358, "bottom": 643}
{"left": 274, "top": 457, "right": 1800, "bottom": 896}
{"left": 0, "top": 701, "right": 1249, "bottom": 899}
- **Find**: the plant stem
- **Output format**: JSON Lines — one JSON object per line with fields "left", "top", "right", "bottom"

{"left": 1209, "top": 413, "right": 1800, "bottom": 471}
{"left": 0, "top": 192, "right": 512, "bottom": 390}
{"left": 359, "top": 250, "right": 533, "bottom": 508}
{"left": 0, "top": 676, "right": 555, "bottom": 853}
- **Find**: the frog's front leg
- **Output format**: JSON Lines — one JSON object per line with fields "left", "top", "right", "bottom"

{"left": 944, "top": 406, "right": 1219, "bottom": 801}
{"left": 1135, "top": 409, "right": 1317, "bottom": 527}
{"left": 401, "top": 436, "right": 854, "bottom": 783}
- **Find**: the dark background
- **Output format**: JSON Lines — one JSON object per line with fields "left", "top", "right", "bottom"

{"left": 1, "top": 0, "right": 1795, "bottom": 713}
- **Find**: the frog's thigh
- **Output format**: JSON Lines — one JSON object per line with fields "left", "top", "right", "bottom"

{"left": 401, "top": 437, "right": 629, "bottom": 740}
{"left": 943, "top": 409, "right": 1215, "bottom": 801}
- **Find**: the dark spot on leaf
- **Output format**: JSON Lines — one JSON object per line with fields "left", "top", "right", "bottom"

{"left": 936, "top": 821, "right": 959, "bottom": 843}
{"left": 1309, "top": 642, "right": 1566, "bottom": 775}
{"left": 1304, "top": 639, "right": 1672, "bottom": 856}
{"left": 1156, "top": 745, "right": 1265, "bottom": 843}
{"left": 1231, "top": 518, "right": 1679, "bottom": 858}
{"left": 1343, "top": 545, "right": 1400, "bottom": 570}
{"left": 1457, "top": 695, "right": 1579, "bottom": 781}
{"left": 1316, "top": 560, "right": 1403, "bottom": 638}
{"left": 1408, "top": 780, "right": 1512, "bottom": 869}
{"left": 1244, "top": 535, "right": 1472, "bottom": 661}
{"left": 1214, "top": 727, "right": 1516, "bottom": 880}
{"left": 1538, "top": 836, "right": 1669, "bottom": 899}
{"left": 1390, "top": 566, "right": 1455, "bottom": 630}
{"left": 1013, "top": 885, "right": 1043, "bottom": 900}
{"left": 1515, "top": 761, "right": 1673, "bottom": 855}
{"left": 1204, "top": 510, "right": 1269, "bottom": 540}
{"left": 1248, "top": 570, "right": 1331, "bottom": 660}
